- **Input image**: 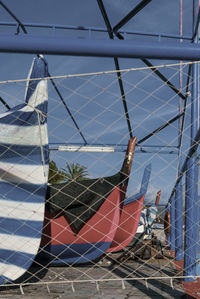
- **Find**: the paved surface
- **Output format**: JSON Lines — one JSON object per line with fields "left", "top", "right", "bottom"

{"left": 0, "top": 260, "right": 186, "bottom": 299}
{"left": 0, "top": 229, "right": 189, "bottom": 298}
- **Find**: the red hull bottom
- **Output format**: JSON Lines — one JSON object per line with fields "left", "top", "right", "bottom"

{"left": 40, "top": 188, "right": 121, "bottom": 264}
{"left": 107, "top": 195, "right": 145, "bottom": 252}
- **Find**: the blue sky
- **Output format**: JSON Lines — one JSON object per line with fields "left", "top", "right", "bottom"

{"left": 0, "top": 0, "right": 195, "bottom": 203}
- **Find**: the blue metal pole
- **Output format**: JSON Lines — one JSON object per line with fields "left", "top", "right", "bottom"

{"left": 193, "top": 0, "right": 200, "bottom": 280}
{"left": 1, "top": 34, "right": 200, "bottom": 60}
{"left": 170, "top": 196, "right": 175, "bottom": 252}
{"left": 197, "top": 165, "right": 200, "bottom": 277}
{"left": 175, "top": 181, "right": 183, "bottom": 260}
{"left": 184, "top": 0, "right": 199, "bottom": 282}
{"left": 195, "top": 1, "right": 200, "bottom": 280}
{"left": 164, "top": 203, "right": 171, "bottom": 246}
{"left": 184, "top": 158, "right": 197, "bottom": 281}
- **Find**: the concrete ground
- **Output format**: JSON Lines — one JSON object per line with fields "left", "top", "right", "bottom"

{"left": 0, "top": 259, "right": 186, "bottom": 299}
{"left": 0, "top": 229, "right": 190, "bottom": 299}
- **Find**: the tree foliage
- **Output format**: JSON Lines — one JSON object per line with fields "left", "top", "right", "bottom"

{"left": 61, "top": 162, "right": 89, "bottom": 182}
{"left": 48, "top": 161, "right": 89, "bottom": 184}
{"left": 48, "top": 160, "right": 66, "bottom": 184}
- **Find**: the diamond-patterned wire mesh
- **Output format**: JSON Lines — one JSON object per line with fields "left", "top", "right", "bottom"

{"left": 0, "top": 61, "right": 199, "bottom": 295}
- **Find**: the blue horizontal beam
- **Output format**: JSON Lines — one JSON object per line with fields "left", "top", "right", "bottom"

{"left": 0, "top": 34, "right": 199, "bottom": 60}
{"left": 0, "top": 22, "right": 192, "bottom": 41}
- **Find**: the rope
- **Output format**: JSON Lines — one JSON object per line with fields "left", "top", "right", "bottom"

{"left": 0, "top": 61, "right": 198, "bottom": 85}
{"left": 0, "top": 275, "right": 198, "bottom": 287}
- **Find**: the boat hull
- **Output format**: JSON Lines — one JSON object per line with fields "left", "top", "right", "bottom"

{"left": 107, "top": 195, "right": 145, "bottom": 252}
{"left": 39, "top": 187, "right": 121, "bottom": 264}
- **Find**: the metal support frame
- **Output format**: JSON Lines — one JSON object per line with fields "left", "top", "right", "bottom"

{"left": 0, "top": 0, "right": 199, "bottom": 285}
{"left": 112, "top": 4, "right": 186, "bottom": 102}
{"left": 97, "top": 0, "right": 133, "bottom": 138}
{"left": 1, "top": 34, "right": 200, "bottom": 59}
{"left": 140, "top": 58, "right": 186, "bottom": 101}
{"left": 49, "top": 142, "right": 178, "bottom": 154}
{"left": 184, "top": 0, "right": 200, "bottom": 282}
{"left": 0, "top": 0, "right": 191, "bottom": 145}
{"left": 0, "top": 96, "right": 10, "bottom": 110}
{"left": 175, "top": 181, "right": 183, "bottom": 260}
{"left": 0, "top": 0, "right": 27, "bottom": 34}
{"left": 137, "top": 112, "right": 184, "bottom": 145}
{"left": 0, "top": 1, "right": 87, "bottom": 144}
{"left": 97, "top": 0, "right": 187, "bottom": 144}
{"left": 98, "top": 0, "right": 191, "bottom": 158}
{"left": 0, "top": 1, "right": 191, "bottom": 151}
{"left": 192, "top": 7, "right": 200, "bottom": 41}
{"left": 113, "top": 0, "right": 152, "bottom": 35}
{"left": 170, "top": 196, "right": 176, "bottom": 251}
{"left": 184, "top": 158, "right": 197, "bottom": 281}
{"left": 0, "top": 0, "right": 189, "bottom": 146}
{"left": 0, "top": 23, "right": 192, "bottom": 41}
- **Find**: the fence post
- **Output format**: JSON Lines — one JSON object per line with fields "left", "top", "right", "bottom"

{"left": 197, "top": 164, "right": 200, "bottom": 277}
{"left": 184, "top": 158, "right": 197, "bottom": 281}
{"left": 184, "top": 0, "right": 199, "bottom": 281}
{"left": 170, "top": 196, "right": 175, "bottom": 254}
{"left": 175, "top": 181, "right": 183, "bottom": 260}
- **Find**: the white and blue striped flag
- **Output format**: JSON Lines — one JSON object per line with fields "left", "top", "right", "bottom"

{"left": 0, "top": 56, "right": 48, "bottom": 284}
